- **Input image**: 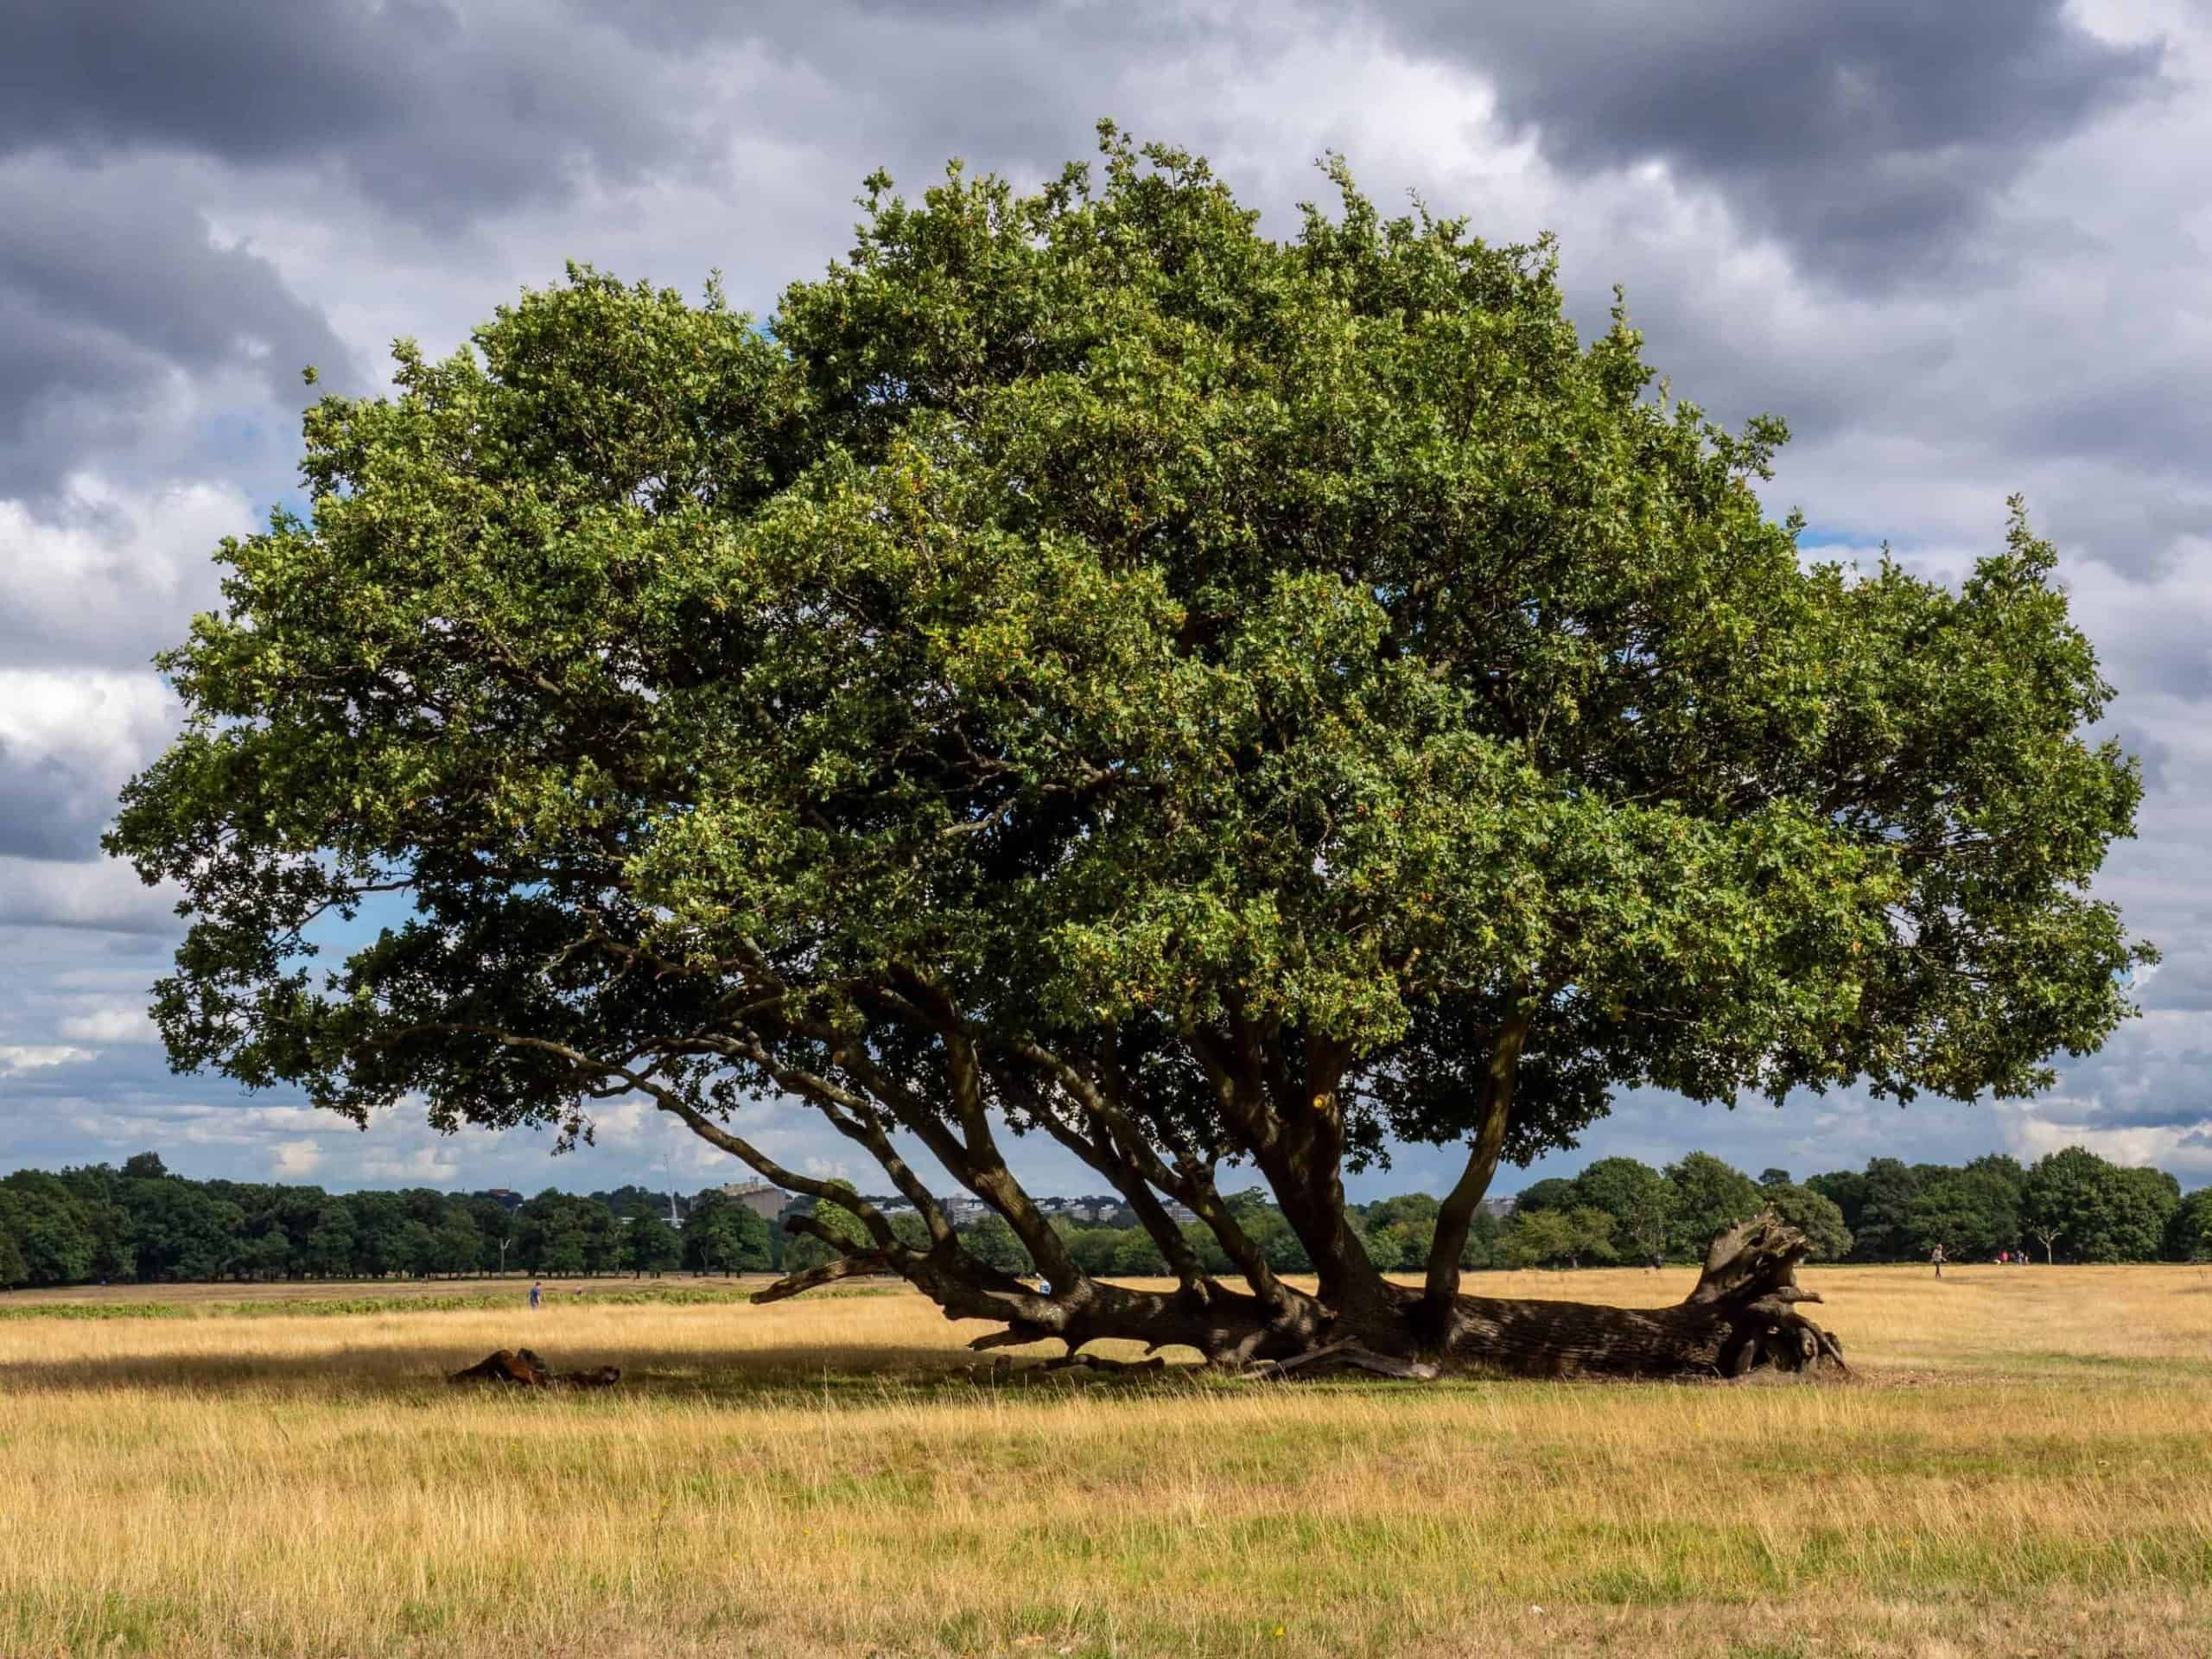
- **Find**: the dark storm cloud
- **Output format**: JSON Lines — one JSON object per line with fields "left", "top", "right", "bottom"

{"left": 2038, "top": 1041, "right": 2212, "bottom": 1132}
{"left": 0, "top": 163, "right": 357, "bottom": 499}
{"left": 2138, "top": 934, "right": 2212, "bottom": 1015}
{"left": 0, "top": 740, "right": 118, "bottom": 860}
{"left": 0, "top": 0, "right": 692, "bottom": 227}
{"left": 1367, "top": 0, "right": 2163, "bottom": 281}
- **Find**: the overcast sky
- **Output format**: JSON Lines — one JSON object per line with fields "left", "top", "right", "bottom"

{"left": 3, "top": 0, "right": 2209, "bottom": 1200}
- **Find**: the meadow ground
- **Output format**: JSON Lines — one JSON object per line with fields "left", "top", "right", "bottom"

{"left": 3, "top": 1263, "right": 2210, "bottom": 1658}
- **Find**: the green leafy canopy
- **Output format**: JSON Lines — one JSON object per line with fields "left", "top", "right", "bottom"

{"left": 111, "top": 126, "right": 2149, "bottom": 1192}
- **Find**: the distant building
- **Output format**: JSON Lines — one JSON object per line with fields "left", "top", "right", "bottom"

{"left": 1478, "top": 1196, "right": 1516, "bottom": 1219}
{"left": 472, "top": 1187, "right": 524, "bottom": 1212}
{"left": 719, "top": 1182, "right": 791, "bottom": 1221}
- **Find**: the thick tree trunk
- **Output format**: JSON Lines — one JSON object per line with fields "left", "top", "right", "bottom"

{"left": 757, "top": 1208, "right": 1845, "bottom": 1381}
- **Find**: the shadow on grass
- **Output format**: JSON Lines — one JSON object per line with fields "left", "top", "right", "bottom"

{"left": 0, "top": 1338, "right": 1226, "bottom": 1406}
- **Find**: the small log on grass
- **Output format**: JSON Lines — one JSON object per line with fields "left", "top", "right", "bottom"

{"left": 447, "top": 1348, "right": 620, "bottom": 1389}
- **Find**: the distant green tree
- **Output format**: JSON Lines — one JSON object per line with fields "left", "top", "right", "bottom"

{"left": 624, "top": 1212, "right": 683, "bottom": 1276}
{"left": 1503, "top": 1206, "right": 1616, "bottom": 1269}
{"left": 515, "top": 1191, "right": 615, "bottom": 1274}
{"left": 1905, "top": 1166, "right": 2023, "bottom": 1261}
{"left": 1510, "top": 1178, "right": 1577, "bottom": 1215}
{"left": 1840, "top": 1159, "right": 1923, "bottom": 1262}
{"left": 120, "top": 1178, "right": 242, "bottom": 1281}
{"left": 296, "top": 1202, "right": 355, "bottom": 1277}
{"left": 2165, "top": 1189, "right": 2212, "bottom": 1262}
{"left": 2022, "top": 1147, "right": 2178, "bottom": 1263}
{"left": 0, "top": 1215, "right": 26, "bottom": 1287}
{"left": 226, "top": 1227, "right": 293, "bottom": 1281}
{"left": 958, "top": 1214, "right": 1033, "bottom": 1275}
{"left": 1358, "top": 1193, "right": 1440, "bottom": 1273}
{"left": 1364, "top": 1192, "right": 1441, "bottom": 1231}
{"left": 1060, "top": 1224, "right": 1125, "bottom": 1277}
{"left": 0, "top": 1173, "right": 99, "bottom": 1285}
{"left": 1108, "top": 1228, "right": 1169, "bottom": 1276}
{"left": 1966, "top": 1153, "right": 2028, "bottom": 1197}
{"left": 343, "top": 1192, "right": 410, "bottom": 1275}
{"left": 594, "top": 1185, "right": 674, "bottom": 1222}
{"left": 393, "top": 1218, "right": 440, "bottom": 1276}
{"left": 680, "top": 1189, "right": 771, "bottom": 1273}
{"left": 1805, "top": 1168, "right": 1868, "bottom": 1241}
{"left": 1758, "top": 1182, "right": 1853, "bottom": 1262}
{"left": 461, "top": 1196, "right": 519, "bottom": 1272}
{"left": 1568, "top": 1157, "right": 1676, "bottom": 1263}
{"left": 121, "top": 1153, "right": 168, "bottom": 1180}
{"left": 1662, "top": 1153, "right": 1760, "bottom": 1261}
{"left": 431, "top": 1207, "right": 484, "bottom": 1275}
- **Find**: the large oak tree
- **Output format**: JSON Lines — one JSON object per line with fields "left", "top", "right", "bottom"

{"left": 111, "top": 130, "right": 2148, "bottom": 1376}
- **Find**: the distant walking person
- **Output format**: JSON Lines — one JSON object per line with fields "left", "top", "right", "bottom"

{"left": 1929, "top": 1244, "right": 1946, "bottom": 1279}
{"left": 528, "top": 1280, "right": 543, "bottom": 1309}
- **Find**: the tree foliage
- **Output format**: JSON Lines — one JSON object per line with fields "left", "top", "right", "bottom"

{"left": 681, "top": 1190, "right": 772, "bottom": 1274}
{"left": 1569, "top": 1157, "right": 1676, "bottom": 1262}
{"left": 1503, "top": 1205, "right": 1617, "bottom": 1269}
{"left": 623, "top": 1211, "right": 683, "bottom": 1275}
{"left": 1904, "top": 1156, "right": 2025, "bottom": 1261}
{"left": 2166, "top": 1188, "right": 2212, "bottom": 1263}
{"left": 1662, "top": 1153, "right": 1762, "bottom": 1261}
{"left": 2022, "top": 1146, "right": 2178, "bottom": 1264}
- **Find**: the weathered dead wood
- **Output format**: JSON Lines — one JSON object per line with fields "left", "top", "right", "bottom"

{"left": 1244, "top": 1340, "right": 1440, "bottom": 1382}
{"left": 1430, "top": 1209, "right": 1848, "bottom": 1380}
{"left": 1243, "top": 1338, "right": 1358, "bottom": 1379}
{"left": 446, "top": 1348, "right": 621, "bottom": 1389}
{"left": 1034, "top": 1352, "right": 1169, "bottom": 1376}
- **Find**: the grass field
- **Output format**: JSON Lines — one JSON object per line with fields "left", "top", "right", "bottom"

{"left": 3, "top": 1263, "right": 2210, "bottom": 1657}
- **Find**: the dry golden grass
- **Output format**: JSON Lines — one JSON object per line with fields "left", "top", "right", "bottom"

{"left": 3, "top": 1263, "right": 2209, "bottom": 1657}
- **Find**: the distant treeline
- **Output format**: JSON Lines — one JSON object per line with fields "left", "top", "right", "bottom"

{"left": 2, "top": 1145, "right": 2206, "bottom": 1290}
{"left": 0, "top": 1154, "right": 781, "bottom": 1288}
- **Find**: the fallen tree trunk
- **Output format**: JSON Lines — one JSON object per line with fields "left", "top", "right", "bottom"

{"left": 756, "top": 1209, "right": 1845, "bottom": 1382}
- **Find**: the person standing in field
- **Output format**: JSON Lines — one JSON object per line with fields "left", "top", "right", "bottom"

{"left": 529, "top": 1280, "right": 542, "bottom": 1309}
{"left": 1930, "top": 1244, "right": 1946, "bottom": 1279}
